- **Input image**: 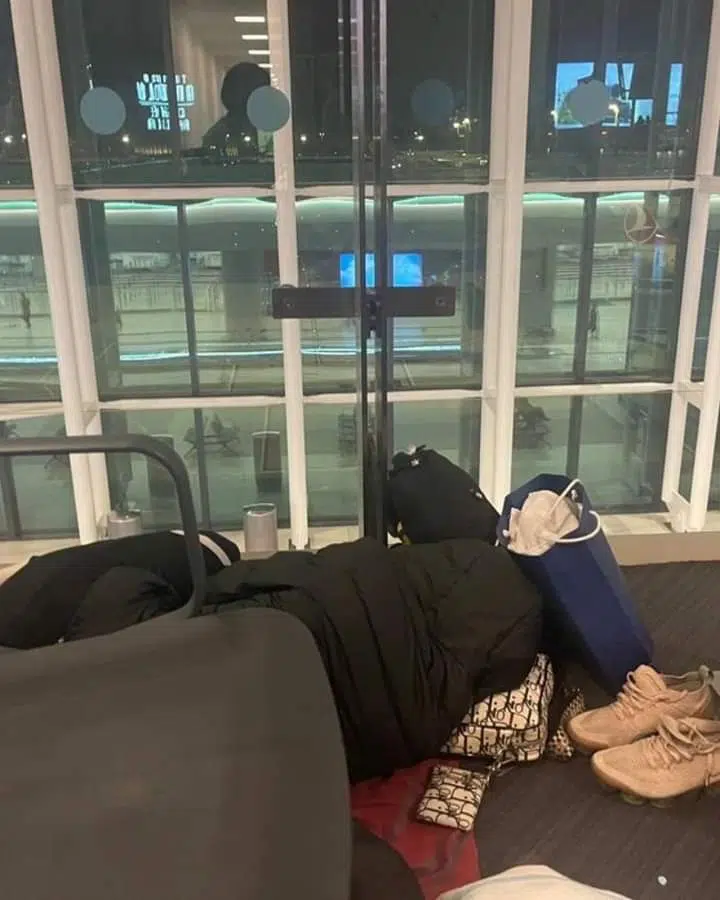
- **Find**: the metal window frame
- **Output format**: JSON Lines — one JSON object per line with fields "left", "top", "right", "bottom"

{"left": 661, "top": 0, "right": 720, "bottom": 530}
{"left": 8, "top": 0, "right": 720, "bottom": 541}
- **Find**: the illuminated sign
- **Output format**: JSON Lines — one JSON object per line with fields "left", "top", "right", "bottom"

{"left": 135, "top": 73, "right": 196, "bottom": 132}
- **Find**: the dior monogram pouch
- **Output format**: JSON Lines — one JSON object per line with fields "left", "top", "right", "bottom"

{"left": 442, "top": 653, "right": 554, "bottom": 763}
{"left": 416, "top": 764, "right": 489, "bottom": 832}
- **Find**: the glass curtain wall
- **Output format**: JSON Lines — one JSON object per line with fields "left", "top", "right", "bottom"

{"left": 3, "top": 0, "right": 720, "bottom": 541}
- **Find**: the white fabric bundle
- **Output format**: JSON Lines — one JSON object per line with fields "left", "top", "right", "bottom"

{"left": 501, "top": 479, "right": 600, "bottom": 557}
{"left": 437, "top": 866, "right": 632, "bottom": 900}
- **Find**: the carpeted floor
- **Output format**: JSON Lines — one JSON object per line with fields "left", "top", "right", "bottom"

{"left": 474, "top": 562, "right": 720, "bottom": 900}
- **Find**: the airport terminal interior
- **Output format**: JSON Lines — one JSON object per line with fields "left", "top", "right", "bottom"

{"left": 0, "top": 0, "right": 720, "bottom": 546}
{"left": 1, "top": 0, "right": 720, "bottom": 553}
{"left": 4, "top": 2, "right": 720, "bottom": 900}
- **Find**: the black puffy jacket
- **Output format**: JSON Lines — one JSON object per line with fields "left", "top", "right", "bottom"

{"left": 209, "top": 537, "right": 542, "bottom": 782}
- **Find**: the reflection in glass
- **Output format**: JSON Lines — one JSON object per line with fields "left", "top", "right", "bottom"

{"left": 0, "top": 203, "right": 59, "bottom": 402}
{"left": 386, "top": 1, "right": 493, "bottom": 182}
{"left": 304, "top": 399, "right": 480, "bottom": 527}
{"left": 11, "top": 416, "right": 77, "bottom": 536}
{"left": 79, "top": 198, "right": 282, "bottom": 398}
{"left": 511, "top": 393, "right": 670, "bottom": 511}
{"left": 299, "top": 195, "right": 486, "bottom": 393}
{"left": 517, "top": 191, "right": 689, "bottom": 385}
{"left": 102, "top": 406, "right": 289, "bottom": 530}
{"left": 0, "top": 0, "right": 30, "bottom": 186}
{"left": 54, "top": 0, "right": 278, "bottom": 186}
{"left": 527, "top": 0, "right": 712, "bottom": 180}
{"left": 52, "top": 0, "right": 493, "bottom": 185}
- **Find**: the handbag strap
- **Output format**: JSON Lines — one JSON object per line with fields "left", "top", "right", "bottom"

{"left": 543, "top": 478, "right": 602, "bottom": 545}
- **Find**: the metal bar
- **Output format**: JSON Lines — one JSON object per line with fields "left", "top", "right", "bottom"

{"left": 9, "top": 0, "right": 98, "bottom": 543}
{"left": 271, "top": 285, "right": 455, "bottom": 319}
{"left": 267, "top": 0, "right": 310, "bottom": 550}
{"left": 0, "top": 435, "right": 206, "bottom": 612}
{"left": 661, "top": 0, "right": 720, "bottom": 518}
{"left": 372, "top": 0, "right": 393, "bottom": 525}
{"left": 479, "top": 0, "right": 513, "bottom": 496}
{"left": 349, "top": 0, "right": 375, "bottom": 539}
{"left": 31, "top": 0, "right": 110, "bottom": 528}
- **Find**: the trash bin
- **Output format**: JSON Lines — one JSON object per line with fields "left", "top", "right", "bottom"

{"left": 244, "top": 503, "right": 278, "bottom": 555}
{"left": 106, "top": 509, "right": 143, "bottom": 540}
{"left": 252, "top": 430, "right": 282, "bottom": 494}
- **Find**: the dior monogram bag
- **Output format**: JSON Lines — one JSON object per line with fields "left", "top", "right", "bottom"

{"left": 416, "top": 764, "right": 489, "bottom": 832}
{"left": 443, "top": 654, "right": 554, "bottom": 763}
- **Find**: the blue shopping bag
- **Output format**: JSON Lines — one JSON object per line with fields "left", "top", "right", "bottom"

{"left": 497, "top": 474, "right": 653, "bottom": 694}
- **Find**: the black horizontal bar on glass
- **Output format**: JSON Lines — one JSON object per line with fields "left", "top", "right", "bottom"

{"left": 271, "top": 285, "right": 456, "bottom": 319}
{"left": 0, "top": 434, "right": 206, "bottom": 616}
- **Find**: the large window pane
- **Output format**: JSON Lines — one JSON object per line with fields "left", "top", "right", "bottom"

{"left": 0, "top": 0, "right": 31, "bottom": 186}
{"left": 518, "top": 191, "right": 689, "bottom": 385}
{"left": 54, "top": 0, "right": 278, "bottom": 187}
{"left": 103, "top": 405, "right": 289, "bottom": 530}
{"left": 0, "top": 202, "right": 58, "bottom": 402}
{"left": 54, "top": 0, "right": 493, "bottom": 187}
{"left": 305, "top": 397, "right": 481, "bottom": 527}
{"left": 300, "top": 194, "right": 486, "bottom": 393}
{"left": 511, "top": 392, "right": 670, "bottom": 512}
{"left": 678, "top": 402, "right": 699, "bottom": 500}
{"left": 11, "top": 416, "right": 78, "bottom": 536}
{"left": 527, "top": 0, "right": 712, "bottom": 180}
{"left": 386, "top": 1, "right": 493, "bottom": 183}
{"left": 305, "top": 402, "right": 360, "bottom": 528}
{"left": 80, "top": 198, "right": 282, "bottom": 398}
{"left": 692, "top": 197, "right": 720, "bottom": 379}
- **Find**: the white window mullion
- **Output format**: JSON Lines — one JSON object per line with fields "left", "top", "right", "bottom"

{"left": 662, "top": 0, "right": 720, "bottom": 529}
{"left": 689, "top": 243, "right": 720, "bottom": 529}
{"left": 10, "top": 0, "right": 99, "bottom": 542}
{"left": 31, "top": 0, "right": 110, "bottom": 530}
{"left": 267, "top": 0, "right": 309, "bottom": 550}
{"left": 481, "top": 0, "right": 533, "bottom": 509}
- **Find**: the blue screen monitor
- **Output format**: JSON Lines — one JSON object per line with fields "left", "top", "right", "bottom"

{"left": 339, "top": 252, "right": 423, "bottom": 288}
{"left": 554, "top": 60, "right": 683, "bottom": 130}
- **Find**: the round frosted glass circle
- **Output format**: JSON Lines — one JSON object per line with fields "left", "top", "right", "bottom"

{"left": 246, "top": 86, "right": 290, "bottom": 133}
{"left": 411, "top": 79, "right": 454, "bottom": 127}
{"left": 79, "top": 86, "right": 127, "bottom": 135}
{"left": 565, "top": 79, "right": 612, "bottom": 126}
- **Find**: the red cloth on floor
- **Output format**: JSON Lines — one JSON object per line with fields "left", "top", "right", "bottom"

{"left": 350, "top": 760, "right": 481, "bottom": 900}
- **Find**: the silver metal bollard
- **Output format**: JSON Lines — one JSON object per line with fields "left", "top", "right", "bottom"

{"left": 106, "top": 509, "right": 143, "bottom": 540}
{"left": 244, "top": 503, "right": 279, "bottom": 556}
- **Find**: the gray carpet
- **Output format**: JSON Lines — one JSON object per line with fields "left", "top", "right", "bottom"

{"left": 474, "top": 562, "right": 720, "bottom": 900}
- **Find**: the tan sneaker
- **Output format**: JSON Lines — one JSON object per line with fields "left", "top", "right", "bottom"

{"left": 591, "top": 715, "right": 720, "bottom": 805}
{"left": 566, "top": 664, "right": 715, "bottom": 753}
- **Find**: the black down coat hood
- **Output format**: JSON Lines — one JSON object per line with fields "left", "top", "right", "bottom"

{"left": 209, "top": 537, "right": 542, "bottom": 783}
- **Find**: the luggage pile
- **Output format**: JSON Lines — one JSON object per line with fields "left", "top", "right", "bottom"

{"left": 0, "top": 434, "right": 680, "bottom": 900}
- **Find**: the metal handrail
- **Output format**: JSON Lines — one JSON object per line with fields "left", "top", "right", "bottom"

{"left": 0, "top": 434, "right": 206, "bottom": 617}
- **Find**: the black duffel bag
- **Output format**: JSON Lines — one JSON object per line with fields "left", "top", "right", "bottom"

{"left": 387, "top": 446, "right": 498, "bottom": 545}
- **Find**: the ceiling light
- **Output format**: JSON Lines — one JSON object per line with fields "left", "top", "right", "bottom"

{"left": 242, "top": 33, "right": 269, "bottom": 40}
{"left": 248, "top": 48, "right": 270, "bottom": 56}
{"left": 234, "top": 15, "right": 265, "bottom": 23}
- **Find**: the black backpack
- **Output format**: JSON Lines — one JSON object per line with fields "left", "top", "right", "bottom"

{"left": 387, "top": 447, "right": 498, "bottom": 545}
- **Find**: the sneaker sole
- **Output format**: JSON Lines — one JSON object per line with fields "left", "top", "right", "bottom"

{"left": 592, "top": 762, "right": 720, "bottom": 807}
